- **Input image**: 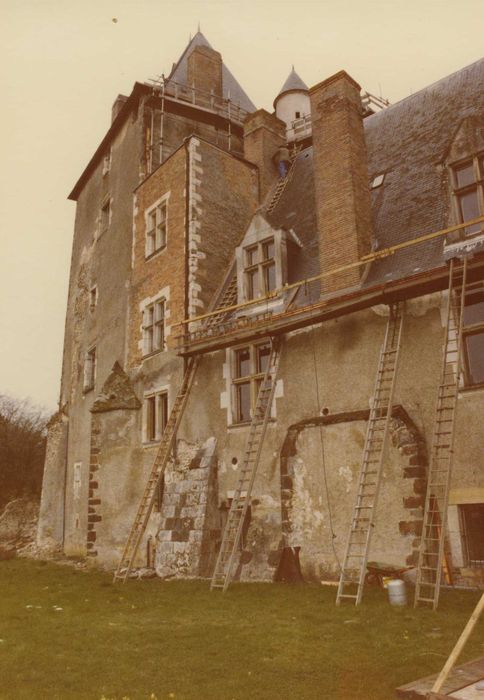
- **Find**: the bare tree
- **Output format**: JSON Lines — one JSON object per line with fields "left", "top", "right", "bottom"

{"left": 0, "top": 394, "right": 51, "bottom": 509}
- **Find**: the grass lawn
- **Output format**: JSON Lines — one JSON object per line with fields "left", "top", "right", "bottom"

{"left": 0, "top": 560, "right": 483, "bottom": 700}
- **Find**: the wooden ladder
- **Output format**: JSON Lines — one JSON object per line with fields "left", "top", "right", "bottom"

{"left": 211, "top": 338, "right": 282, "bottom": 592}
{"left": 113, "top": 357, "right": 200, "bottom": 582}
{"left": 266, "top": 147, "right": 301, "bottom": 215}
{"left": 414, "top": 257, "right": 468, "bottom": 609}
{"left": 336, "top": 303, "right": 404, "bottom": 605}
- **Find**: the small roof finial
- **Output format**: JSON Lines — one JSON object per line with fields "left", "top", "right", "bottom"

{"left": 198, "top": 21, "right": 201, "bottom": 33}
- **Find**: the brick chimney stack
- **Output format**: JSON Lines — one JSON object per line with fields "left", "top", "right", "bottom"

{"left": 243, "top": 109, "right": 286, "bottom": 202}
{"left": 187, "top": 45, "right": 223, "bottom": 97}
{"left": 309, "top": 71, "right": 373, "bottom": 292}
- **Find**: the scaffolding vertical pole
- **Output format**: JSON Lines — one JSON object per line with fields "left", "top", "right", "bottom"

{"left": 159, "top": 75, "right": 165, "bottom": 166}
{"left": 227, "top": 90, "right": 232, "bottom": 153}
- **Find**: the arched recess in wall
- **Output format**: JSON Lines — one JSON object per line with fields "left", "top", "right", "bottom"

{"left": 277, "top": 405, "right": 428, "bottom": 582}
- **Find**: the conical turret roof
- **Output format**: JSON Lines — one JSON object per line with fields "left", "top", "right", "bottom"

{"left": 274, "top": 67, "right": 308, "bottom": 107}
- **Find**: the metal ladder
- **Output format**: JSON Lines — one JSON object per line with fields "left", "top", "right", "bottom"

{"left": 211, "top": 338, "right": 282, "bottom": 592}
{"left": 266, "top": 147, "right": 301, "bottom": 215}
{"left": 336, "top": 303, "right": 404, "bottom": 605}
{"left": 113, "top": 357, "right": 200, "bottom": 582}
{"left": 414, "top": 257, "right": 468, "bottom": 609}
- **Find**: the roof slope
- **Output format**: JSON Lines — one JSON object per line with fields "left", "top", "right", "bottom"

{"left": 276, "top": 67, "right": 309, "bottom": 97}
{"left": 168, "top": 31, "right": 256, "bottom": 112}
{"left": 267, "top": 58, "right": 484, "bottom": 289}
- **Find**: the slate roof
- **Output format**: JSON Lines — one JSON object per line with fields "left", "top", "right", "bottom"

{"left": 168, "top": 31, "right": 256, "bottom": 112}
{"left": 266, "top": 58, "right": 484, "bottom": 292}
{"left": 275, "top": 67, "right": 309, "bottom": 102}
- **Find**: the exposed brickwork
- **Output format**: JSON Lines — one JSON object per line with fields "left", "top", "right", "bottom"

{"left": 243, "top": 109, "right": 286, "bottom": 202}
{"left": 187, "top": 46, "right": 223, "bottom": 97}
{"left": 86, "top": 414, "right": 102, "bottom": 557}
{"left": 194, "top": 139, "right": 259, "bottom": 310}
{"left": 309, "top": 71, "right": 373, "bottom": 292}
{"left": 129, "top": 147, "right": 187, "bottom": 365}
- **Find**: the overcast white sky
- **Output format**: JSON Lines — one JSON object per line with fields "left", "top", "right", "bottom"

{"left": 1, "top": 0, "right": 483, "bottom": 411}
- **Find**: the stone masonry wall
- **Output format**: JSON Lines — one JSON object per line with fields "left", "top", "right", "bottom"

{"left": 156, "top": 437, "right": 219, "bottom": 578}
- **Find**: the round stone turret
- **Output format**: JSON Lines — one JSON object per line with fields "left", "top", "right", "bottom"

{"left": 273, "top": 67, "right": 311, "bottom": 141}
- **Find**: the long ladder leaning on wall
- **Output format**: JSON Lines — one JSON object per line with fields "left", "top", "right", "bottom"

{"left": 414, "top": 256, "right": 468, "bottom": 610}
{"left": 211, "top": 337, "right": 282, "bottom": 592}
{"left": 336, "top": 303, "right": 404, "bottom": 606}
{"left": 113, "top": 357, "right": 200, "bottom": 583}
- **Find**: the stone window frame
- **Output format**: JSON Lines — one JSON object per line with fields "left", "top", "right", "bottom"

{"left": 230, "top": 341, "right": 271, "bottom": 425}
{"left": 145, "top": 193, "right": 169, "bottom": 259}
{"left": 142, "top": 298, "right": 165, "bottom": 357}
{"left": 236, "top": 226, "right": 289, "bottom": 305}
{"left": 143, "top": 389, "right": 169, "bottom": 445}
{"left": 83, "top": 346, "right": 96, "bottom": 393}
{"left": 460, "top": 279, "right": 484, "bottom": 390}
{"left": 450, "top": 153, "right": 484, "bottom": 240}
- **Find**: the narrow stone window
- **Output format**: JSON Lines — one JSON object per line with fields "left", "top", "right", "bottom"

{"left": 232, "top": 342, "right": 271, "bottom": 424}
{"left": 143, "top": 300, "right": 165, "bottom": 356}
{"left": 83, "top": 347, "right": 96, "bottom": 392}
{"left": 452, "top": 155, "right": 484, "bottom": 237}
{"left": 89, "top": 285, "right": 97, "bottom": 313}
{"left": 146, "top": 200, "right": 167, "bottom": 257}
{"left": 100, "top": 198, "right": 111, "bottom": 235}
{"left": 102, "top": 146, "right": 112, "bottom": 176}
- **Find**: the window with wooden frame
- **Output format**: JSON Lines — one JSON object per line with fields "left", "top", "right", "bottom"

{"left": 244, "top": 238, "right": 276, "bottom": 300}
{"left": 452, "top": 155, "right": 484, "bottom": 238}
{"left": 145, "top": 391, "right": 168, "bottom": 443}
{"left": 459, "top": 503, "right": 484, "bottom": 567}
{"left": 143, "top": 300, "right": 165, "bottom": 356}
{"left": 232, "top": 342, "right": 271, "bottom": 424}
{"left": 146, "top": 199, "right": 167, "bottom": 257}
{"left": 461, "top": 280, "right": 484, "bottom": 388}
{"left": 83, "top": 346, "right": 96, "bottom": 392}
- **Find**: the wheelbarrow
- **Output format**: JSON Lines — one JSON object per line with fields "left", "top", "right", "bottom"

{"left": 365, "top": 561, "right": 414, "bottom": 587}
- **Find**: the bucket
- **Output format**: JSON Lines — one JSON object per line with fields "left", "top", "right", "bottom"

{"left": 387, "top": 579, "right": 407, "bottom": 606}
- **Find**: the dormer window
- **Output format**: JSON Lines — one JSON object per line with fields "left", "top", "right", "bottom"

{"left": 244, "top": 238, "right": 276, "bottom": 300}
{"left": 235, "top": 213, "right": 299, "bottom": 306}
{"left": 452, "top": 155, "right": 484, "bottom": 237}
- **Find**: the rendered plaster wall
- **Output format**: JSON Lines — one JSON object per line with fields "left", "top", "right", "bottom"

{"left": 61, "top": 111, "right": 143, "bottom": 557}
{"left": 85, "top": 408, "right": 158, "bottom": 568}
{"left": 179, "top": 296, "right": 484, "bottom": 581}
